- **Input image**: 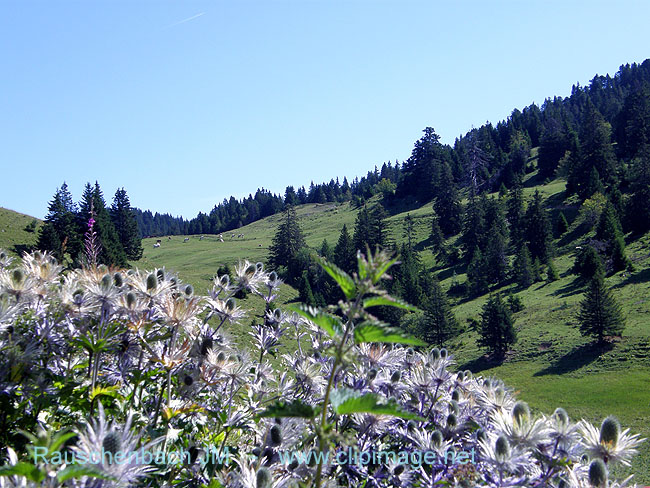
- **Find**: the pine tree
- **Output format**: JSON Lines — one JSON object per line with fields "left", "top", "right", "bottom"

{"left": 524, "top": 190, "right": 553, "bottom": 264}
{"left": 478, "top": 294, "right": 517, "bottom": 359}
{"left": 38, "top": 183, "right": 80, "bottom": 263}
{"left": 625, "top": 145, "right": 650, "bottom": 234}
{"left": 596, "top": 203, "right": 629, "bottom": 272}
{"left": 572, "top": 245, "right": 604, "bottom": 281}
{"left": 334, "top": 224, "right": 356, "bottom": 274}
{"left": 110, "top": 188, "right": 143, "bottom": 261}
{"left": 421, "top": 280, "right": 459, "bottom": 346}
{"left": 514, "top": 244, "right": 534, "bottom": 288}
{"left": 433, "top": 162, "right": 462, "bottom": 236}
{"left": 298, "top": 270, "right": 316, "bottom": 306}
{"left": 269, "top": 206, "right": 306, "bottom": 282}
{"left": 578, "top": 271, "right": 625, "bottom": 344}
{"left": 485, "top": 231, "right": 509, "bottom": 284}
{"left": 467, "top": 249, "right": 488, "bottom": 297}
{"left": 555, "top": 211, "right": 569, "bottom": 237}
{"left": 506, "top": 184, "right": 525, "bottom": 248}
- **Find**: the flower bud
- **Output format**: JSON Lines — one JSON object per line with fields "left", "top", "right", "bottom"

{"left": 113, "top": 272, "right": 124, "bottom": 287}
{"left": 588, "top": 459, "right": 608, "bottom": 487}
{"left": 432, "top": 429, "right": 443, "bottom": 447}
{"left": 256, "top": 467, "right": 271, "bottom": 488}
{"left": 390, "top": 371, "right": 401, "bottom": 383}
{"left": 512, "top": 401, "right": 530, "bottom": 425}
{"left": 553, "top": 407, "right": 569, "bottom": 426}
{"left": 270, "top": 425, "right": 282, "bottom": 446}
{"left": 495, "top": 435, "right": 510, "bottom": 458}
{"left": 146, "top": 273, "right": 157, "bottom": 291}
{"left": 600, "top": 416, "right": 620, "bottom": 447}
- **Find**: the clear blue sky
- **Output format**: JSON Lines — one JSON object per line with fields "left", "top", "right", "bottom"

{"left": 2, "top": 0, "right": 649, "bottom": 219}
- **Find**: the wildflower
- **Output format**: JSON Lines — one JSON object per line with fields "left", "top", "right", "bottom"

{"left": 72, "top": 403, "right": 163, "bottom": 487}
{"left": 579, "top": 416, "right": 645, "bottom": 466}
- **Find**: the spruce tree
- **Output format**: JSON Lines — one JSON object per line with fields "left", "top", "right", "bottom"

{"left": 506, "top": 183, "right": 525, "bottom": 248}
{"left": 572, "top": 245, "right": 604, "bottom": 281}
{"left": 625, "top": 145, "right": 650, "bottom": 234}
{"left": 578, "top": 271, "right": 625, "bottom": 344}
{"left": 421, "top": 280, "right": 459, "bottom": 346}
{"left": 110, "top": 188, "right": 143, "bottom": 261}
{"left": 269, "top": 206, "right": 306, "bottom": 282}
{"left": 596, "top": 203, "right": 629, "bottom": 272}
{"left": 555, "top": 211, "right": 569, "bottom": 237}
{"left": 514, "top": 244, "right": 534, "bottom": 288}
{"left": 467, "top": 249, "right": 488, "bottom": 297}
{"left": 333, "top": 224, "right": 356, "bottom": 274}
{"left": 38, "top": 182, "right": 81, "bottom": 263}
{"left": 478, "top": 294, "right": 517, "bottom": 359}
{"left": 524, "top": 190, "right": 553, "bottom": 264}
{"left": 485, "top": 231, "right": 509, "bottom": 284}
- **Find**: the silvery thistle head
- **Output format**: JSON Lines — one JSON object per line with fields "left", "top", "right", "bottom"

{"left": 72, "top": 403, "right": 163, "bottom": 487}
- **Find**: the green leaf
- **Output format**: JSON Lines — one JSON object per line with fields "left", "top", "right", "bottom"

{"left": 0, "top": 462, "right": 46, "bottom": 482}
{"left": 57, "top": 465, "right": 116, "bottom": 482}
{"left": 354, "top": 321, "right": 426, "bottom": 346}
{"left": 330, "top": 388, "right": 422, "bottom": 420}
{"left": 315, "top": 257, "right": 356, "bottom": 299}
{"left": 258, "top": 400, "right": 317, "bottom": 419}
{"left": 371, "top": 256, "right": 399, "bottom": 284}
{"left": 363, "top": 296, "right": 419, "bottom": 312}
{"left": 287, "top": 305, "right": 344, "bottom": 338}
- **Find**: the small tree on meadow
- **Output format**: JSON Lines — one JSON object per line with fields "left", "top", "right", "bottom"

{"left": 478, "top": 294, "right": 517, "bottom": 359}
{"left": 578, "top": 271, "right": 625, "bottom": 344}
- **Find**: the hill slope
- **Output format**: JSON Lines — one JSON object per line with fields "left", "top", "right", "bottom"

{"left": 0, "top": 207, "right": 42, "bottom": 256}
{"left": 134, "top": 173, "right": 650, "bottom": 481}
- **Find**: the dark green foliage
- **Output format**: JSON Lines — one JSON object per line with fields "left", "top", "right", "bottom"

{"left": 546, "top": 260, "right": 559, "bottom": 282}
{"left": 79, "top": 183, "right": 127, "bottom": 268}
{"left": 420, "top": 280, "right": 460, "bottom": 347}
{"left": 333, "top": 224, "right": 356, "bottom": 274}
{"left": 555, "top": 211, "right": 569, "bottom": 237}
{"left": 596, "top": 203, "right": 629, "bottom": 272}
{"left": 298, "top": 270, "right": 316, "bottom": 306}
{"left": 507, "top": 293, "right": 524, "bottom": 313}
{"left": 433, "top": 162, "right": 463, "bottom": 236}
{"left": 38, "top": 182, "right": 82, "bottom": 264}
{"left": 572, "top": 245, "right": 604, "bottom": 280}
{"left": 532, "top": 257, "right": 542, "bottom": 283}
{"left": 584, "top": 167, "right": 605, "bottom": 199}
{"left": 478, "top": 294, "right": 517, "bottom": 359}
{"left": 578, "top": 271, "right": 625, "bottom": 344}
{"left": 568, "top": 103, "right": 619, "bottom": 199}
{"left": 524, "top": 191, "right": 553, "bottom": 264}
{"left": 461, "top": 194, "right": 487, "bottom": 260}
{"left": 485, "top": 231, "right": 509, "bottom": 285}
{"left": 467, "top": 249, "right": 489, "bottom": 297}
{"left": 110, "top": 188, "right": 143, "bottom": 261}
{"left": 625, "top": 145, "right": 650, "bottom": 234}
{"left": 538, "top": 117, "right": 570, "bottom": 178}
{"left": 353, "top": 204, "right": 388, "bottom": 254}
{"left": 513, "top": 244, "right": 534, "bottom": 288}
{"left": 268, "top": 206, "right": 306, "bottom": 283}
{"left": 506, "top": 184, "right": 525, "bottom": 248}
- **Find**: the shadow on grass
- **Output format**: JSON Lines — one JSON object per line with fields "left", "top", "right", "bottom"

{"left": 458, "top": 354, "right": 506, "bottom": 374}
{"left": 611, "top": 267, "right": 650, "bottom": 290}
{"left": 551, "top": 277, "right": 584, "bottom": 298}
{"left": 533, "top": 341, "right": 614, "bottom": 376}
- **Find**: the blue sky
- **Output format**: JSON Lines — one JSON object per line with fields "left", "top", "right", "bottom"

{"left": 2, "top": 0, "right": 649, "bottom": 219}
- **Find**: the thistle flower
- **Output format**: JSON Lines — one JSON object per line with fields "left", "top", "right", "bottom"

{"left": 72, "top": 403, "right": 163, "bottom": 487}
{"left": 205, "top": 296, "right": 247, "bottom": 325}
{"left": 233, "top": 260, "right": 267, "bottom": 295}
{"left": 579, "top": 417, "right": 645, "bottom": 466}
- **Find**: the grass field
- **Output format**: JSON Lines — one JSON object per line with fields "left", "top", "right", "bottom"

{"left": 135, "top": 174, "right": 650, "bottom": 482}
{"left": 4, "top": 174, "right": 650, "bottom": 481}
{"left": 0, "top": 207, "right": 41, "bottom": 257}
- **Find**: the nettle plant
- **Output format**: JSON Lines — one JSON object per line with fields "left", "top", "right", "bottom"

{"left": 0, "top": 248, "right": 644, "bottom": 488}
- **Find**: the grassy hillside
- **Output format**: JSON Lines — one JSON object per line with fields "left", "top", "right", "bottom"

{"left": 134, "top": 173, "right": 650, "bottom": 481}
{"left": 0, "top": 207, "right": 42, "bottom": 256}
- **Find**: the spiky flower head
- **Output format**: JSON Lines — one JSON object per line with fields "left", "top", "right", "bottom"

{"left": 588, "top": 458, "right": 608, "bottom": 487}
